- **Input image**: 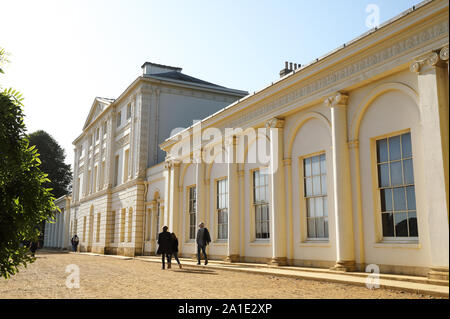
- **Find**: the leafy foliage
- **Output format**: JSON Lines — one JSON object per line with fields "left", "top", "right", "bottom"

{"left": 28, "top": 131, "right": 72, "bottom": 198}
{"left": 0, "top": 48, "right": 57, "bottom": 279}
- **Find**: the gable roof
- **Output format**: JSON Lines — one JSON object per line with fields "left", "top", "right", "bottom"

{"left": 82, "top": 97, "right": 115, "bottom": 130}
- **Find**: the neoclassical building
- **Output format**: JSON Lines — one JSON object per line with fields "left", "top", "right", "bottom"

{"left": 46, "top": 62, "right": 247, "bottom": 256}
{"left": 45, "top": 0, "right": 448, "bottom": 279}
{"left": 160, "top": 0, "right": 449, "bottom": 279}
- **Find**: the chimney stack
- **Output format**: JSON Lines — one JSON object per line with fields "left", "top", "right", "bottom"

{"left": 279, "top": 61, "right": 301, "bottom": 78}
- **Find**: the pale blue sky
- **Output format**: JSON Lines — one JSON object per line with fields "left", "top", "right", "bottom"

{"left": 0, "top": 0, "right": 421, "bottom": 166}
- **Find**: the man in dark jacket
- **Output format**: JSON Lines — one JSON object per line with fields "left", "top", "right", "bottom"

{"left": 196, "top": 222, "right": 211, "bottom": 265}
{"left": 157, "top": 226, "right": 173, "bottom": 269}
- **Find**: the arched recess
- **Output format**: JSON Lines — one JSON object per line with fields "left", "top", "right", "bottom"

{"left": 206, "top": 146, "right": 228, "bottom": 181}
{"left": 351, "top": 82, "right": 419, "bottom": 140}
{"left": 286, "top": 111, "right": 331, "bottom": 159}
{"left": 237, "top": 130, "right": 271, "bottom": 171}
{"left": 179, "top": 163, "right": 192, "bottom": 188}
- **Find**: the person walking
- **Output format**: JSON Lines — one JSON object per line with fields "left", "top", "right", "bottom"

{"left": 170, "top": 232, "right": 182, "bottom": 269}
{"left": 71, "top": 235, "right": 79, "bottom": 252}
{"left": 196, "top": 222, "right": 211, "bottom": 265}
{"left": 29, "top": 241, "right": 38, "bottom": 257}
{"left": 157, "top": 226, "right": 173, "bottom": 269}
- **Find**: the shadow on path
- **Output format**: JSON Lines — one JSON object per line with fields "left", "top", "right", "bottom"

{"left": 171, "top": 268, "right": 218, "bottom": 275}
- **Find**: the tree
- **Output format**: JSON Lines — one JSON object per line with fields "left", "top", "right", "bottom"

{"left": 28, "top": 131, "right": 72, "bottom": 198}
{"left": 0, "top": 48, "right": 57, "bottom": 279}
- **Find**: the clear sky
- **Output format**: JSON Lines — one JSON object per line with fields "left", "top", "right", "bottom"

{"left": 0, "top": 0, "right": 422, "bottom": 167}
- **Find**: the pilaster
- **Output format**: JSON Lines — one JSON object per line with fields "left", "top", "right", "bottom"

{"left": 267, "top": 118, "right": 287, "bottom": 266}
{"left": 411, "top": 48, "right": 449, "bottom": 280}
{"left": 325, "top": 92, "right": 356, "bottom": 272}
{"left": 225, "top": 136, "right": 240, "bottom": 262}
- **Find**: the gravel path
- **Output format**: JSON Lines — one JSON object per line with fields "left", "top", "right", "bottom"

{"left": 0, "top": 250, "right": 438, "bottom": 299}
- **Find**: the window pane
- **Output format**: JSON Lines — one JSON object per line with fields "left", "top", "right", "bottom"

{"left": 324, "top": 217, "right": 329, "bottom": 238}
{"left": 323, "top": 198, "right": 328, "bottom": 217}
{"left": 393, "top": 187, "right": 406, "bottom": 211}
{"left": 389, "top": 135, "right": 401, "bottom": 161}
{"left": 304, "top": 158, "right": 311, "bottom": 177}
{"left": 377, "top": 139, "right": 388, "bottom": 163}
{"left": 390, "top": 161, "right": 403, "bottom": 186}
{"left": 320, "top": 154, "right": 326, "bottom": 174}
{"left": 313, "top": 176, "right": 321, "bottom": 196}
{"left": 401, "top": 133, "right": 412, "bottom": 158}
{"left": 312, "top": 156, "right": 320, "bottom": 175}
{"left": 307, "top": 198, "right": 315, "bottom": 217}
{"left": 321, "top": 175, "right": 327, "bottom": 195}
{"left": 378, "top": 164, "right": 390, "bottom": 187}
{"left": 380, "top": 188, "right": 393, "bottom": 212}
{"left": 315, "top": 197, "right": 323, "bottom": 217}
{"left": 403, "top": 159, "right": 414, "bottom": 185}
{"left": 307, "top": 219, "right": 316, "bottom": 238}
{"left": 408, "top": 212, "right": 418, "bottom": 237}
{"left": 382, "top": 213, "right": 394, "bottom": 237}
{"left": 394, "top": 212, "right": 408, "bottom": 237}
{"left": 305, "top": 178, "right": 313, "bottom": 197}
{"left": 406, "top": 186, "right": 416, "bottom": 210}
{"left": 316, "top": 218, "right": 325, "bottom": 238}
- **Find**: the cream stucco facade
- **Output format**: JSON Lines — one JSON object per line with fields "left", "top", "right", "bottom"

{"left": 45, "top": 0, "right": 449, "bottom": 280}
{"left": 160, "top": 0, "right": 449, "bottom": 279}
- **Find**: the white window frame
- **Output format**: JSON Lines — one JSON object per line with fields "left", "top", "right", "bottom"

{"left": 303, "top": 153, "right": 329, "bottom": 241}
{"left": 375, "top": 131, "right": 418, "bottom": 242}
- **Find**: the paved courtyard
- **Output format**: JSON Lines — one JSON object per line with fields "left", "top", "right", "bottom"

{"left": 0, "top": 250, "right": 439, "bottom": 299}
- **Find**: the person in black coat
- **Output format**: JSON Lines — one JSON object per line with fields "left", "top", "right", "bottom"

{"left": 170, "top": 232, "right": 182, "bottom": 269}
{"left": 196, "top": 222, "right": 211, "bottom": 265}
{"left": 157, "top": 226, "right": 173, "bottom": 269}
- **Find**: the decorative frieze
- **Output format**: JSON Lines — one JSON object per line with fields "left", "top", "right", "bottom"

{"left": 222, "top": 19, "right": 448, "bottom": 129}
{"left": 115, "top": 134, "right": 130, "bottom": 149}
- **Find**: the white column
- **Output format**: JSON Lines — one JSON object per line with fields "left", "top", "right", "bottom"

{"left": 226, "top": 136, "right": 240, "bottom": 262}
{"left": 267, "top": 118, "right": 287, "bottom": 266}
{"left": 169, "top": 162, "right": 180, "bottom": 234}
{"left": 195, "top": 150, "right": 206, "bottom": 228}
{"left": 106, "top": 111, "right": 116, "bottom": 188}
{"left": 325, "top": 92, "right": 356, "bottom": 271}
{"left": 411, "top": 49, "right": 449, "bottom": 280}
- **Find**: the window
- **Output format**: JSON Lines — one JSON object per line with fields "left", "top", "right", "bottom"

{"left": 87, "top": 170, "right": 91, "bottom": 194}
{"left": 188, "top": 186, "right": 197, "bottom": 240}
{"left": 217, "top": 179, "right": 228, "bottom": 240}
{"left": 93, "top": 166, "right": 98, "bottom": 193}
{"left": 120, "top": 209, "right": 126, "bottom": 242}
{"left": 303, "top": 154, "right": 328, "bottom": 239}
{"left": 376, "top": 132, "right": 418, "bottom": 239}
{"left": 253, "top": 169, "right": 269, "bottom": 239}
{"left": 123, "top": 149, "right": 129, "bottom": 182}
{"left": 155, "top": 202, "right": 161, "bottom": 240}
{"left": 126, "top": 103, "right": 131, "bottom": 120}
{"left": 116, "top": 112, "right": 121, "bottom": 128}
{"left": 95, "top": 127, "right": 100, "bottom": 142}
{"left": 114, "top": 155, "right": 119, "bottom": 186}
{"left": 102, "top": 121, "right": 107, "bottom": 138}
{"left": 83, "top": 216, "right": 87, "bottom": 242}
{"left": 96, "top": 213, "right": 101, "bottom": 242}
{"left": 110, "top": 211, "right": 116, "bottom": 243}
{"left": 100, "top": 161, "right": 105, "bottom": 190}
{"left": 127, "top": 208, "right": 133, "bottom": 242}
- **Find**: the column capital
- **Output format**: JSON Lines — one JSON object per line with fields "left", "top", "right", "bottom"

{"left": 347, "top": 139, "right": 360, "bottom": 150}
{"left": 224, "top": 135, "right": 237, "bottom": 147}
{"left": 439, "top": 45, "right": 449, "bottom": 62}
{"left": 265, "top": 117, "right": 285, "bottom": 129}
{"left": 410, "top": 50, "right": 447, "bottom": 73}
{"left": 283, "top": 158, "right": 292, "bottom": 166}
{"left": 324, "top": 92, "right": 349, "bottom": 108}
